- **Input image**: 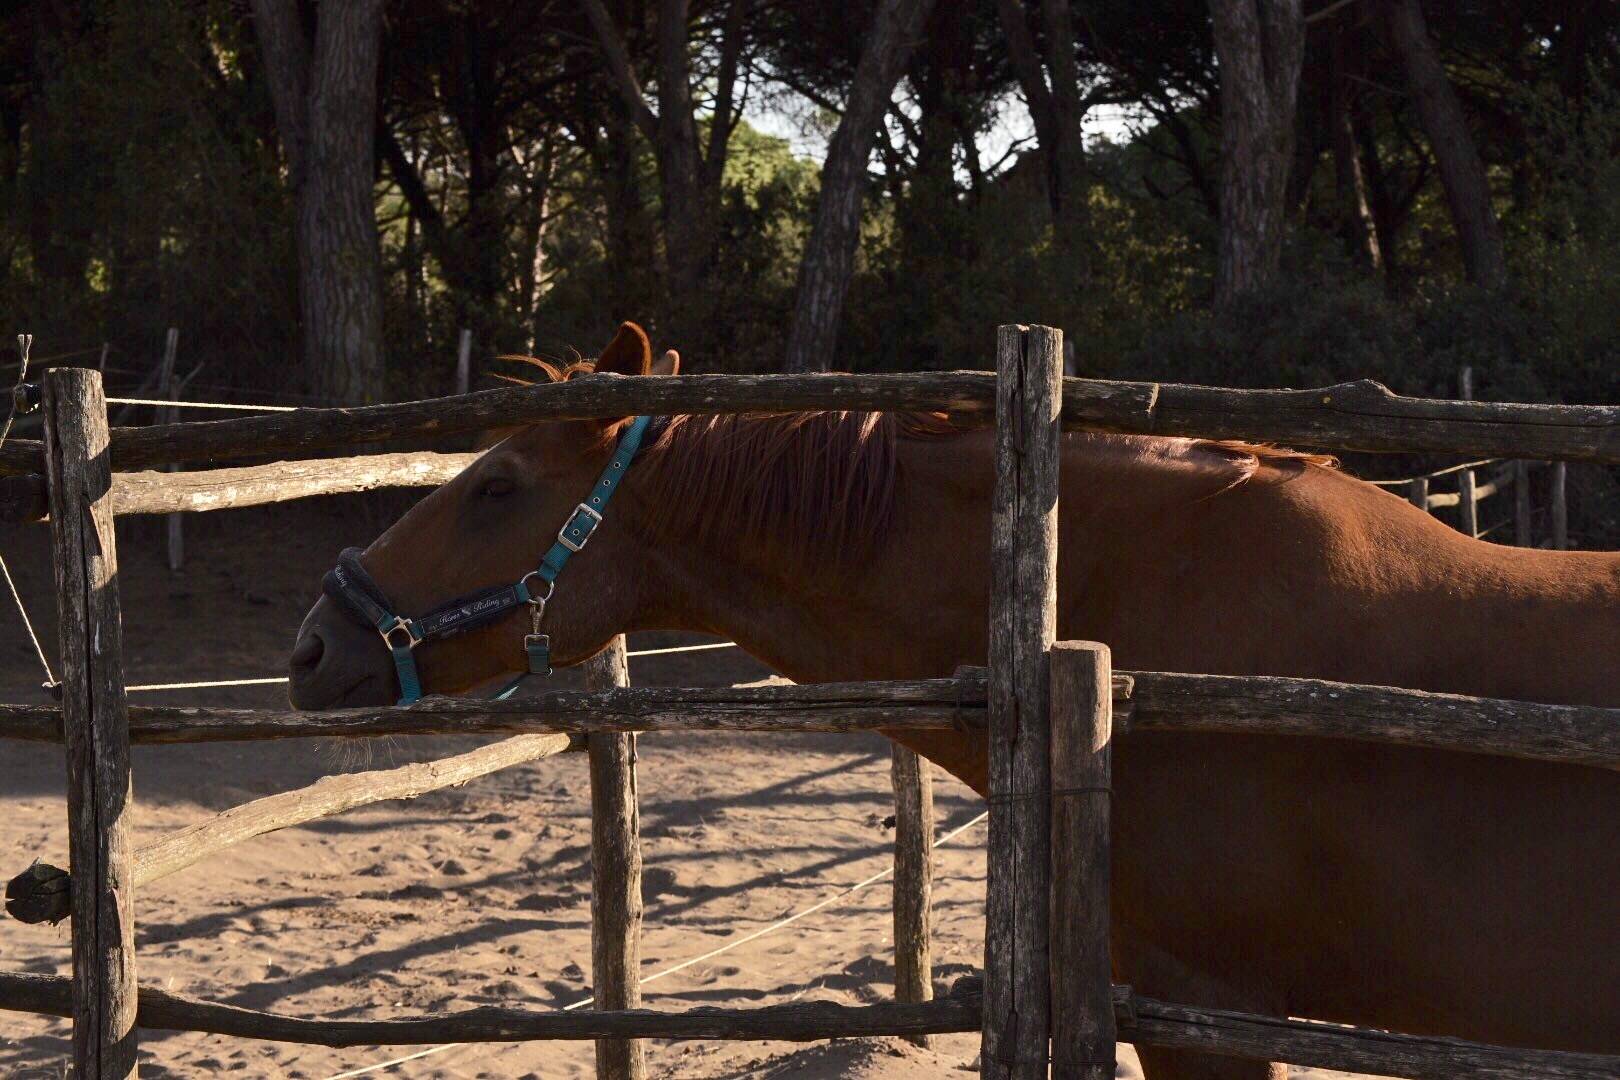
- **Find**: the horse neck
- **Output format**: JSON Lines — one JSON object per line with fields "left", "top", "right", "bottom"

{"left": 618, "top": 412, "right": 956, "bottom": 683}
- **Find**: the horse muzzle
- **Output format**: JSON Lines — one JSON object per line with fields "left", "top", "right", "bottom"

{"left": 288, "top": 594, "right": 398, "bottom": 709}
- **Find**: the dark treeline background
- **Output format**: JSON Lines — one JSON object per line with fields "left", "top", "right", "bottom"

{"left": 3, "top": 1, "right": 1618, "bottom": 420}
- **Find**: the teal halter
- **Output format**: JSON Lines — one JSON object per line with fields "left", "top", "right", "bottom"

{"left": 322, "top": 415, "right": 655, "bottom": 704}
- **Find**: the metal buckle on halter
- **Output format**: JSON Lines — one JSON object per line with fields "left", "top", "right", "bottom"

{"left": 556, "top": 502, "right": 604, "bottom": 553}
{"left": 378, "top": 614, "right": 422, "bottom": 651}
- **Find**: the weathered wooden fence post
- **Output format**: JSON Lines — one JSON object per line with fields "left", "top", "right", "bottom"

{"left": 585, "top": 634, "right": 645, "bottom": 1080}
{"left": 890, "top": 744, "right": 933, "bottom": 1044}
{"left": 984, "top": 324, "right": 1062, "bottom": 1080}
{"left": 1457, "top": 368, "right": 1478, "bottom": 538}
{"left": 1513, "top": 460, "right": 1531, "bottom": 547}
{"left": 1551, "top": 462, "right": 1568, "bottom": 549}
{"left": 1408, "top": 476, "right": 1429, "bottom": 513}
{"left": 456, "top": 329, "right": 473, "bottom": 397}
{"left": 43, "top": 368, "right": 139, "bottom": 1078}
{"left": 159, "top": 328, "right": 183, "bottom": 571}
{"left": 1049, "top": 642, "right": 1115, "bottom": 1080}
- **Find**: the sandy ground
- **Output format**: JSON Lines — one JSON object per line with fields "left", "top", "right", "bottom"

{"left": 0, "top": 501, "right": 1368, "bottom": 1079}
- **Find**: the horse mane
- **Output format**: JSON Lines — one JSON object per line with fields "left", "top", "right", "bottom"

{"left": 497, "top": 355, "right": 1334, "bottom": 569}
{"left": 1206, "top": 441, "right": 1339, "bottom": 470}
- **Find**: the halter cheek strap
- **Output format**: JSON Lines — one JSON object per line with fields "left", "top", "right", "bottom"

{"left": 322, "top": 415, "right": 655, "bottom": 704}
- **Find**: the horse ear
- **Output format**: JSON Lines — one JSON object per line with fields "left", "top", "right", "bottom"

{"left": 651, "top": 349, "right": 680, "bottom": 377}
{"left": 596, "top": 322, "right": 652, "bottom": 376}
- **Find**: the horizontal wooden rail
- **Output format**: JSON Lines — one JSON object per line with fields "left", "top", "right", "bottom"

{"left": 1422, "top": 462, "right": 1515, "bottom": 510}
{"left": 1, "top": 971, "right": 1613, "bottom": 1078}
{"left": 1, "top": 669, "right": 1614, "bottom": 770}
{"left": 1119, "top": 991, "right": 1620, "bottom": 1080}
{"left": 1122, "top": 670, "right": 1620, "bottom": 771}
{"left": 3, "top": 371, "right": 1618, "bottom": 476}
{"left": 0, "top": 970, "right": 976, "bottom": 1045}
{"left": 5, "top": 734, "right": 572, "bottom": 925}
{"left": 0, "top": 453, "right": 476, "bottom": 522}
{"left": 0, "top": 677, "right": 990, "bottom": 744}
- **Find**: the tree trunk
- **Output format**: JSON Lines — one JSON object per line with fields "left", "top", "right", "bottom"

{"left": 996, "top": 0, "right": 1090, "bottom": 261}
{"left": 252, "top": 0, "right": 386, "bottom": 404}
{"left": 784, "top": 0, "right": 939, "bottom": 373}
{"left": 584, "top": 0, "right": 743, "bottom": 348}
{"left": 654, "top": 0, "right": 707, "bottom": 341}
{"left": 1379, "top": 0, "right": 1508, "bottom": 291}
{"left": 995, "top": 0, "right": 1091, "bottom": 261}
{"left": 1330, "top": 26, "right": 1382, "bottom": 272}
{"left": 1210, "top": 0, "right": 1304, "bottom": 307}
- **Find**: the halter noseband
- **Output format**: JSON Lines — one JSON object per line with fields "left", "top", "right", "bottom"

{"left": 322, "top": 415, "right": 656, "bottom": 704}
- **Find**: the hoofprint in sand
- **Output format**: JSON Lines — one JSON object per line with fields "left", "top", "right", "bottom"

{"left": 0, "top": 508, "right": 1371, "bottom": 1079}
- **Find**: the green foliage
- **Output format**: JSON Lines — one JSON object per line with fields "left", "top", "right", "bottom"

{"left": 2, "top": 2, "right": 294, "bottom": 385}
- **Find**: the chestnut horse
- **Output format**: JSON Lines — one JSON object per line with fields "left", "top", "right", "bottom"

{"left": 289, "top": 324, "right": 1619, "bottom": 1079}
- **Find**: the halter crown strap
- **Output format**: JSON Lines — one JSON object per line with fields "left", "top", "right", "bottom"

{"left": 535, "top": 415, "right": 652, "bottom": 584}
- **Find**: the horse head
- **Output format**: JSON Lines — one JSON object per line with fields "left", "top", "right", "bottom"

{"left": 287, "top": 322, "right": 677, "bottom": 709}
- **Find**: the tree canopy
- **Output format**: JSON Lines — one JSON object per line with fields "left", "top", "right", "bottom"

{"left": 1, "top": 0, "right": 1617, "bottom": 416}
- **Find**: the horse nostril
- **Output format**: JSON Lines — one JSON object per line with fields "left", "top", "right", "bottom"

{"left": 291, "top": 630, "right": 326, "bottom": 673}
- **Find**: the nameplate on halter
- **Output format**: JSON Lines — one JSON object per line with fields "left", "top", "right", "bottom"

{"left": 414, "top": 583, "right": 528, "bottom": 639}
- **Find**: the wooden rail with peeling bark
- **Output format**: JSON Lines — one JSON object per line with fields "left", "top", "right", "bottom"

{"left": 2, "top": 972, "right": 1615, "bottom": 1079}
{"left": 0, "top": 453, "right": 476, "bottom": 522}
{"left": 0, "top": 677, "right": 985, "bottom": 744}
{"left": 1, "top": 671, "right": 1615, "bottom": 770}
{"left": 4, "top": 734, "right": 573, "bottom": 926}
{"left": 1118, "top": 670, "right": 1620, "bottom": 771}
{"left": 4, "top": 369, "right": 1620, "bottom": 477}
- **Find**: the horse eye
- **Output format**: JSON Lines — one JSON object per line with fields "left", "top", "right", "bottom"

{"left": 480, "top": 476, "right": 516, "bottom": 499}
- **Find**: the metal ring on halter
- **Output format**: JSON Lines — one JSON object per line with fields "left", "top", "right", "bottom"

{"left": 521, "top": 572, "right": 555, "bottom": 607}
{"left": 378, "top": 615, "right": 421, "bottom": 651}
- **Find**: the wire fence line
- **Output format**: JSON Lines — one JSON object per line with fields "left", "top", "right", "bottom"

{"left": 112, "top": 642, "right": 743, "bottom": 696}
{"left": 107, "top": 396, "right": 299, "bottom": 414}
{"left": 319, "top": 808, "right": 992, "bottom": 1080}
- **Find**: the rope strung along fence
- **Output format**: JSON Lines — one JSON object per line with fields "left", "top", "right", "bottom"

{"left": 106, "top": 397, "right": 299, "bottom": 413}
{"left": 117, "top": 644, "right": 741, "bottom": 694}
{"left": 319, "top": 810, "right": 993, "bottom": 1080}
{"left": 0, "top": 334, "right": 59, "bottom": 696}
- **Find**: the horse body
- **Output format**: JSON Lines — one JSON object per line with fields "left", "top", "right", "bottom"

{"left": 642, "top": 425, "right": 1620, "bottom": 1069}
{"left": 289, "top": 327, "right": 1618, "bottom": 1079}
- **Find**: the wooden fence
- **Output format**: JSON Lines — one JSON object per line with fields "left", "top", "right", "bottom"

{"left": 1, "top": 330, "right": 1618, "bottom": 1080}
{"left": 1383, "top": 456, "right": 1571, "bottom": 547}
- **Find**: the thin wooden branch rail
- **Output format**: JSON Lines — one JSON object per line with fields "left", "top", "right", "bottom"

{"left": 0, "top": 970, "right": 978, "bottom": 1044}
{"left": 4, "top": 369, "right": 1620, "bottom": 477}
{"left": 2, "top": 972, "right": 1614, "bottom": 1080}
{"left": 1419, "top": 461, "right": 1515, "bottom": 509}
{"left": 0, "top": 453, "right": 476, "bottom": 522}
{"left": 2, "top": 670, "right": 1615, "bottom": 770}
{"left": 4, "top": 734, "right": 572, "bottom": 925}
